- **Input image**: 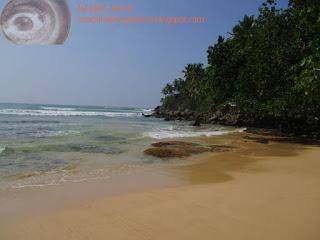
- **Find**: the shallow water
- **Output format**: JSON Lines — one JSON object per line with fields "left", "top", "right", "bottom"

{"left": 0, "top": 103, "right": 243, "bottom": 189}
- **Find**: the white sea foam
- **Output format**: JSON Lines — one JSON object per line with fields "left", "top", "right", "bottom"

{"left": 10, "top": 168, "right": 113, "bottom": 189}
{"left": 142, "top": 108, "right": 153, "bottom": 113}
{"left": 144, "top": 127, "right": 246, "bottom": 139}
{"left": 40, "top": 106, "right": 76, "bottom": 111}
{"left": 0, "top": 147, "right": 6, "bottom": 154}
{"left": 0, "top": 108, "right": 142, "bottom": 117}
{"left": 33, "top": 130, "right": 80, "bottom": 138}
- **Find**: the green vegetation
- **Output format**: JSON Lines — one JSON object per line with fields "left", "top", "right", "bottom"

{"left": 159, "top": 0, "right": 320, "bottom": 134}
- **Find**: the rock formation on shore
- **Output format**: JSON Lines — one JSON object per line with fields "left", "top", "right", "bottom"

{"left": 144, "top": 141, "right": 233, "bottom": 158}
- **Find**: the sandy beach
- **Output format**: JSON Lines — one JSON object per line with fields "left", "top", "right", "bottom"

{"left": 1, "top": 0, "right": 319, "bottom": 239}
{"left": 1, "top": 132, "right": 320, "bottom": 240}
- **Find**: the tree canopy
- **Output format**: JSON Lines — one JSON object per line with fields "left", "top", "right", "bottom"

{"left": 160, "top": 0, "right": 320, "bottom": 127}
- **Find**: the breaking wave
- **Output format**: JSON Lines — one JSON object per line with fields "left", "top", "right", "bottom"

{"left": 0, "top": 108, "right": 143, "bottom": 117}
{"left": 144, "top": 126, "right": 246, "bottom": 139}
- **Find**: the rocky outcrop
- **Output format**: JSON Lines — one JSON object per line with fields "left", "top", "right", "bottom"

{"left": 192, "top": 115, "right": 202, "bottom": 127}
{"left": 152, "top": 104, "right": 320, "bottom": 140}
{"left": 144, "top": 141, "right": 234, "bottom": 158}
{"left": 152, "top": 103, "right": 245, "bottom": 126}
{"left": 144, "top": 147, "right": 191, "bottom": 158}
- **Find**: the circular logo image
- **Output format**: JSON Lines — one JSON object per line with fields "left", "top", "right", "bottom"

{"left": 0, "top": 0, "right": 71, "bottom": 45}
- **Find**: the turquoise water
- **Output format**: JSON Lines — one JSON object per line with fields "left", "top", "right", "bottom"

{"left": 0, "top": 103, "right": 241, "bottom": 189}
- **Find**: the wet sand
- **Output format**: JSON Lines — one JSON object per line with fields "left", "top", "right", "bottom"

{"left": 1, "top": 132, "right": 320, "bottom": 240}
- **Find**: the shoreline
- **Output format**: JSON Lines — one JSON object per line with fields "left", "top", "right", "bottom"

{"left": 152, "top": 105, "right": 320, "bottom": 140}
{"left": 1, "top": 131, "right": 320, "bottom": 239}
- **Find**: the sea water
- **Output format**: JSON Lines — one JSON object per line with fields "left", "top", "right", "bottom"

{"left": 0, "top": 103, "right": 243, "bottom": 189}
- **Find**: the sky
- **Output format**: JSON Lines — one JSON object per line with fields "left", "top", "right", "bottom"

{"left": 0, "top": 0, "right": 289, "bottom": 108}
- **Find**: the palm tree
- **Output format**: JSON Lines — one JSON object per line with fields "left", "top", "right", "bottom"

{"left": 232, "top": 15, "right": 255, "bottom": 41}
{"left": 161, "top": 83, "right": 174, "bottom": 96}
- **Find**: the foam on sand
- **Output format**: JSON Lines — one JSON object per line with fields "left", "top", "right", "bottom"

{"left": 144, "top": 127, "right": 246, "bottom": 139}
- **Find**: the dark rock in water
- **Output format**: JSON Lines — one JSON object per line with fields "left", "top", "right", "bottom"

{"left": 183, "top": 109, "right": 191, "bottom": 118}
{"left": 144, "top": 147, "right": 191, "bottom": 158}
{"left": 75, "top": 145, "right": 123, "bottom": 154}
{"left": 40, "top": 144, "right": 124, "bottom": 154}
{"left": 152, "top": 141, "right": 200, "bottom": 148}
{"left": 145, "top": 141, "right": 233, "bottom": 158}
{"left": 192, "top": 115, "right": 202, "bottom": 127}
{"left": 142, "top": 113, "right": 152, "bottom": 118}
{"left": 154, "top": 106, "right": 161, "bottom": 112}
{"left": 152, "top": 103, "right": 320, "bottom": 139}
{"left": 245, "top": 128, "right": 283, "bottom": 136}
{"left": 95, "top": 136, "right": 126, "bottom": 142}
{"left": 243, "top": 133, "right": 320, "bottom": 145}
{"left": 224, "top": 113, "right": 241, "bottom": 125}
{"left": 209, "top": 113, "right": 219, "bottom": 123}
{"left": 77, "top": 145, "right": 106, "bottom": 153}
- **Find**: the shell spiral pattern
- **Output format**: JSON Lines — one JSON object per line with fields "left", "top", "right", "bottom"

{"left": 0, "top": 0, "right": 71, "bottom": 45}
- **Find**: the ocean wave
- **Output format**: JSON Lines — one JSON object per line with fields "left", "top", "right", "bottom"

{"left": 0, "top": 120, "right": 60, "bottom": 124}
{"left": 142, "top": 108, "right": 154, "bottom": 113}
{"left": 0, "top": 147, "right": 14, "bottom": 156}
{"left": 10, "top": 170, "right": 112, "bottom": 189}
{"left": 0, "top": 147, "right": 6, "bottom": 154}
{"left": 40, "top": 107, "right": 76, "bottom": 111}
{"left": 144, "top": 128, "right": 246, "bottom": 139}
{"left": 0, "top": 129, "right": 79, "bottom": 138}
{"left": 0, "top": 108, "right": 142, "bottom": 117}
{"left": 32, "top": 130, "right": 80, "bottom": 138}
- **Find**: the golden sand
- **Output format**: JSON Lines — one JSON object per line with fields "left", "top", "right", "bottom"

{"left": 1, "top": 133, "right": 320, "bottom": 240}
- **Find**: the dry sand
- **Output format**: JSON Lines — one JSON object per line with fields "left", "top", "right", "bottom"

{"left": 1, "top": 133, "right": 320, "bottom": 240}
